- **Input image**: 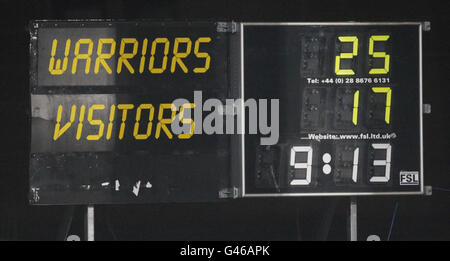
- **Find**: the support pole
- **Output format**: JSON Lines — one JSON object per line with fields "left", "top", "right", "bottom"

{"left": 85, "top": 205, "right": 94, "bottom": 241}
{"left": 348, "top": 197, "right": 357, "bottom": 241}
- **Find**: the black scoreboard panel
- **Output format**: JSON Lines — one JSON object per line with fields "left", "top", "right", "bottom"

{"left": 29, "top": 21, "right": 424, "bottom": 205}
{"left": 243, "top": 23, "right": 423, "bottom": 196}
{"left": 29, "top": 21, "right": 239, "bottom": 204}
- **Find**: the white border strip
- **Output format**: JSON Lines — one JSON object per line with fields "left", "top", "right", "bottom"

{"left": 240, "top": 22, "right": 246, "bottom": 196}
{"left": 242, "top": 22, "right": 423, "bottom": 26}
{"left": 419, "top": 24, "right": 424, "bottom": 195}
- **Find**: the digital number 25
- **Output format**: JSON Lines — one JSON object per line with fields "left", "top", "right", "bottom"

{"left": 335, "top": 35, "right": 390, "bottom": 75}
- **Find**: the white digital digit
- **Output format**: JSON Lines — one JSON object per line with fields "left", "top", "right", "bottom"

{"left": 352, "top": 148, "right": 359, "bottom": 183}
{"left": 370, "top": 143, "right": 391, "bottom": 183}
{"left": 290, "top": 146, "right": 313, "bottom": 185}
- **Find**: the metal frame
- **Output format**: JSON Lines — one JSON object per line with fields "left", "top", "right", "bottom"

{"left": 240, "top": 22, "right": 425, "bottom": 197}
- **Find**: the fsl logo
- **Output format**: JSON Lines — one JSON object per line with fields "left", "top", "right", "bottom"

{"left": 399, "top": 171, "right": 419, "bottom": 185}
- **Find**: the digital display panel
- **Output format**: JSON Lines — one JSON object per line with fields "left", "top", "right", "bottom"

{"left": 29, "top": 21, "right": 238, "bottom": 204}
{"left": 242, "top": 23, "right": 423, "bottom": 196}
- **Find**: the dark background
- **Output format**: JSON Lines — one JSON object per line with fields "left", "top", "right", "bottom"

{"left": 0, "top": 0, "right": 449, "bottom": 240}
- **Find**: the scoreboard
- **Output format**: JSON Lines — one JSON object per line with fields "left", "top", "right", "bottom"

{"left": 29, "top": 21, "right": 424, "bottom": 204}
{"left": 242, "top": 23, "right": 423, "bottom": 197}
